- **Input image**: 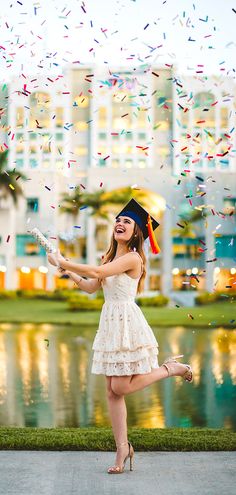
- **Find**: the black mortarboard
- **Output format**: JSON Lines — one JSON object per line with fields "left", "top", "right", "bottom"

{"left": 116, "top": 198, "right": 161, "bottom": 253}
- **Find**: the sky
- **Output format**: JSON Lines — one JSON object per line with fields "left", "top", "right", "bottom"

{"left": 1, "top": 0, "right": 236, "bottom": 79}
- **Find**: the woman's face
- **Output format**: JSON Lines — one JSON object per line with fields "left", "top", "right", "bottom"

{"left": 114, "top": 216, "right": 135, "bottom": 242}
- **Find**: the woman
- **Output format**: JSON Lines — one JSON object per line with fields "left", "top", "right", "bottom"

{"left": 48, "top": 199, "right": 193, "bottom": 474}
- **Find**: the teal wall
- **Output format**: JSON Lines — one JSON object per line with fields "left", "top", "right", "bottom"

{"left": 16, "top": 235, "right": 46, "bottom": 257}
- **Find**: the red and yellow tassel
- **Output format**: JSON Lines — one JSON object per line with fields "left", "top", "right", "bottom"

{"left": 147, "top": 214, "right": 161, "bottom": 254}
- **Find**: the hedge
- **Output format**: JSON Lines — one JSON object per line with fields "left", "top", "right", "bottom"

{"left": 195, "top": 291, "right": 236, "bottom": 305}
{"left": 137, "top": 295, "right": 169, "bottom": 307}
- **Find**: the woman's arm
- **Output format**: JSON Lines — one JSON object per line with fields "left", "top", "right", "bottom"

{"left": 55, "top": 252, "right": 140, "bottom": 279}
{"left": 66, "top": 271, "right": 101, "bottom": 294}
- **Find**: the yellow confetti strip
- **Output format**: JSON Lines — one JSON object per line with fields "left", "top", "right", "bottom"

{"left": 9, "top": 184, "right": 15, "bottom": 190}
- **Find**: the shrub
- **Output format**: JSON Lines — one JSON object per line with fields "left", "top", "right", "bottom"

{"left": 136, "top": 295, "right": 169, "bottom": 307}
{"left": 16, "top": 289, "right": 54, "bottom": 300}
{"left": 14, "top": 289, "right": 80, "bottom": 300}
{"left": 195, "top": 291, "right": 236, "bottom": 305}
{"left": 67, "top": 294, "right": 104, "bottom": 311}
{"left": 0, "top": 290, "right": 17, "bottom": 299}
{"left": 52, "top": 289, "right": 80, "bottom": 301}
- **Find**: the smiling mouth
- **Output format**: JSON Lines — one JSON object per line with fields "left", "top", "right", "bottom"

{"left": 115, "top": 228, "right": 125, "bottom": 233}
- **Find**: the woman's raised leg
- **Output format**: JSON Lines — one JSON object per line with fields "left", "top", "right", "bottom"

{"left": 111, "top": 360, "right": 191, "bottom": 396}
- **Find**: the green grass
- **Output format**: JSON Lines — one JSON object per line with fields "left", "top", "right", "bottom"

{"left": 0, "top": 299, "right": 235, "bottom": 327}
{"left": 0, "top": 427, "right": 235, "bottom": 451}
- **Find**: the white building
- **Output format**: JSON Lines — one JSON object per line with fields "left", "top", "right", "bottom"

{"left": 0, "top": 66, "right": 235, "bottom": 298}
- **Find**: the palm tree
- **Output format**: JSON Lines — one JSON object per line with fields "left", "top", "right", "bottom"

{"left": 60, "top": 185, "right": 150, "bottom": 220}
{"left": 84, "top": 186, "right": 150, "bottom": 219}
{"left": 59, "top": 187, "right": 84, "bottom": 218}
{"left": 0, "top": 150, "right": 27, "bottom": 205}
{"left": 172, "top": 208, "right": 207, "bottom": 238}
{"left": 59, "top": 186, "right": 151, "bottom": 260}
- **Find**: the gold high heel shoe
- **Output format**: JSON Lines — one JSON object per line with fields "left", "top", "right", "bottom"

{"left": 162, "top": 354, "right": 193, "bottom": 383}
{"left": 107, "top": 441, "right": 134, "bottom": 474}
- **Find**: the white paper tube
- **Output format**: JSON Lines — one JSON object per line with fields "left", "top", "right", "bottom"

{"left": 31, "top": 228, "right": 57, "bottom": 254}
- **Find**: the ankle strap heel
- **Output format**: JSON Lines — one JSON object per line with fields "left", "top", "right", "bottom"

{"left": 116, "top": 441, "right": 128, "bottom": 448}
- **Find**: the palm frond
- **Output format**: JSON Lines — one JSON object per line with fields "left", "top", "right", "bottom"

{"left": 0, "top": 150, "right": 27, "bottom": 205}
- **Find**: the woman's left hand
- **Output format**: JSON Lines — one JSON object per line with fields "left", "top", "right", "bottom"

{"left": 47, "top": 249, "right": 66, "bottom": 268}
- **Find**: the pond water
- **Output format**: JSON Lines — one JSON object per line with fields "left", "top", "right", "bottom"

{"left": 0, "top": 323, "right": 235, "bottom": 430}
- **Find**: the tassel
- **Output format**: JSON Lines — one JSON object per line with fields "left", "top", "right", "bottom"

{"left": 147, "top": 214, "right": 161, "bottom": 254}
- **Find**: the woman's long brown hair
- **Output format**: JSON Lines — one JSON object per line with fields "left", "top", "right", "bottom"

{"left": 101, "top": 222, "right": 146, "bottom": 294}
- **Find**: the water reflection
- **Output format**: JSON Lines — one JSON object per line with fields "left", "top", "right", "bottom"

{"left": 0, "top": 323, "right": 235, "bottom": 429}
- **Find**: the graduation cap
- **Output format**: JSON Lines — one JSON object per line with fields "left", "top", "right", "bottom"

{"left": 116, "top": 198, "right": 161, "bottom": 254}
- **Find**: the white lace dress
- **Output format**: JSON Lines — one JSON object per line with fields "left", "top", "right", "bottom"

{"left": 91, "top": 270, "right": 159, "bottom": 376}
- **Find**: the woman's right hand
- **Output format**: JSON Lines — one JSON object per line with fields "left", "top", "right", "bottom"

{"left": 57, "top": 267, "right": 70, "bottom": 277}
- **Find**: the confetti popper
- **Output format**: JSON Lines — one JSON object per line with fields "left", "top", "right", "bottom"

{"left": 31, "top": 228, "right": 57, "bottom": 254}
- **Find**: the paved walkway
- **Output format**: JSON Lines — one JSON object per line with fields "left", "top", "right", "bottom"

{"left": 0, "top": 451, "right": 235, "bottom": 495}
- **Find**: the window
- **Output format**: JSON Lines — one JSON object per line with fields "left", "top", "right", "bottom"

{"left": 74, "top": 146, "right": 88, "bottom": 156}
{"left": 112, "top": 97, "right": 131, "bottom": 129}
{"left": 220, "top": 107, "right": 228, "bottom": 128}
{"left": 55, "top": 107, "right": 63, "bottom": 128}
{"left": 112, "top": 145, "right": 120, "bottom": 154}
{"left": 29, "top": 144, "right": 37, "bottom": 154}
{"left": 26, "top": 198, "right": 39, "bottom": 213}
{"left": 138, "top": 160, "right": 146, "bottom": 168}
{"left": 16, "top": 139, "right": 24, "bottom": 154}
{"left": 75, "top": 121, "right": 88, "bottom": 131}
{"left": 42, "top": 160, "right": 50, "bottom": 169}
{"left": 30, "top": 92, "right": 51, "bottom": 129}
{"left": 42, "top": 134, "right": 51, "bottom": 153}
{"left": 173, "top": 238, "right": 204, "bottom": 260}
{"left": 29, "top": 133, "right": 37, "bottom": 153}
{"left": 74, "top": 95, "right": 89, "bottom": 108}
{"left": 112, "top": 160, "right": 119, "bottom": 168}
{"left": 98, "top": 107, "right": 107, "bottom": 129}
{"left": 149, "top": 257, "right": 160, "bottom": 269}
{"left": 16, "top": 107, "right": 24, "bottom": 128}
{"left": 98, "top": 158, "right": 106, "bottom": 167}
{"left": 30, "top": 158, "right": 38, "bottom": 168}
{"left": 136, "top": 108, "right": 147, "bottom": 128}
{"left": 125, "top": 160, "right": 132, "bottom": 168}
{"left": 149, "top": 274, "right": 160, "bottom": 290}
{"left": 97, "top": 145, "right": 107, "bottom": 155}
{"left": 158, "top": 146, "right": 169, "bottom": 158}
{"left": 96, "top": 224, "right": 108, "bottom": 251}
{"left": 56, "top": 160, "right": 63, "bottom": 170}
{"left": 124, "top": 145, "right": 133, "bottom": 154}
{"left": 16, "top": 234, "right": 45, "bottom": 256}
{"left": 98, "top": 133, "right": 107, "bottom": 140}
{"left": 215, "top": 235, "right": 236, "bottom": 258}
{"left": 180, "top": 108, "right": 189, "bottom": 129}
{"left": 125, "top": 132, "right": 132, "bottom": 140}
{"left": 15, "top": 158, "right": 24, "bottom": 168}
{"left": 193, "top": 92, "right": 215, "bottom": 128}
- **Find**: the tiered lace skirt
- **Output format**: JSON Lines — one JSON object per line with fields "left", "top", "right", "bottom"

{"left": 91, "top": 300, "right": 159, "bottom": 376}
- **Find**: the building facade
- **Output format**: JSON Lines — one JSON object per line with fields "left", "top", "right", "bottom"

{"left": 0, "top": 66, "right": 235, "bottom": 297}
